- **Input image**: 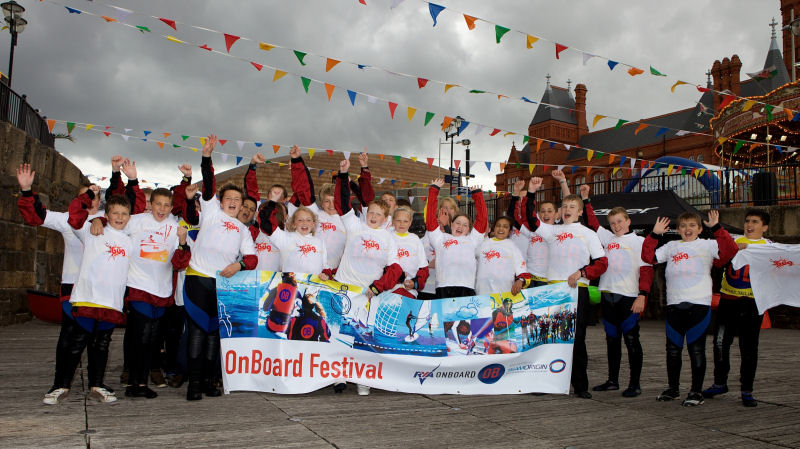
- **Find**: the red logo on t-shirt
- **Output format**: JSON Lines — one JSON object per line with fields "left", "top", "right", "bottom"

{"left": 298, "top": 244, "right": 317, "bottom": 255}
{"left": 607, "top": 242, "right": 620, "bottom": 251}
{"left": 771, "top": 258, "right": 795, "bottom": 269}
{"left": 513, "top": 229, "right": 520, "bottom": 237}
{"left": 556, "top": 232, "right": 574, "bottom": 242}
{"left": 483, "top": 250, "right": 501, "bottom": 261}
{"left": 222, "top": 221, "right": 240, "bottom": 233}
{"left": 105, "top": 243, "right": 127, "bottom": 259}
{"left": 530, "top": 235, "right": 543, "bottom": 244}
{"left": 320, "top": 222, "right": 337, "bottom": 232}
{"left": 361, "top": 239, "right": 380, "bottom": 251}
{"left": 443, "top": 239, "right": 459, "bottom": 248}
{"left": 672, "top": 252, "right": 689, "bottom": 263}
{"left": 398, "top": 249, "right": 410, "bottom": 258}
{"left": 255, "top": 242, "right": 273, "bottom": 253}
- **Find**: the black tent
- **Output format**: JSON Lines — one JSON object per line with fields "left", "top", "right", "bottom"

{"left": 586, "top": 190, "right": 742, "bottom": 237}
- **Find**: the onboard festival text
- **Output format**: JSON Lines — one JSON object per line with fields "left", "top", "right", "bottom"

{"left": 224, "top": 350, "right": 384, "bottom": 380}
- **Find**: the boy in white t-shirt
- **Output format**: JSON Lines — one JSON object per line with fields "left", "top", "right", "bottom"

{"left": 642, "top": 211, "right": 737, "bottom": 406}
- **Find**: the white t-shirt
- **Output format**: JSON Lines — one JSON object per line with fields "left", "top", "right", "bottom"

{"left": 536, "top": 222, "right": 605, "bottom": 285}
{"left": 655, "top": 238, "right": 719, "bottom": 306}
{"left": 731, "top": 243, "right": 800, "bottom": 313}
{"left": 188, "top": 196, "right": 256, "bottom": 277}
{"left": 597, "top": 227, "right": 649, "bottom": 297}
{"left": 335, "top": 210, "right": 399, "bottom": 289}
{"left": 308, "top": 203, "right": 347, "bottom": 270}
{"left": 361, "top": 212, "right": 393, "bottom": 231}
{"left": 254, "top": 231, "right": 281, "bottom": 272}
{"left": 173, "top": 219, "right": 198, "bottom": 307}
{"left": 70, "top": 224, "right": 133, "bottom": 312}
{"left": 518, "top": 224, "right": 549, "bottom": 280}
{"left": 391, "top": 232, "right": 428, "bottom": 297}
{"left": 426, "top": 226, "right": 485, "bottom": 290}
{"left": 124, "top": 213, "right": 181, "bottom": 298}
{"left": 420, "top": 233, "right": 437, "bottom": 294}
{"left": 475, "top": 238, "right": 526, "bottom": 295}
{"left": 269, "top": 227, "right": 328, "bottom": 275}
{"left": 42, "top": 210, "right": 103, "bottom": 285}
{"left": 509, "top": 227, "right": 529, "bottom": 258}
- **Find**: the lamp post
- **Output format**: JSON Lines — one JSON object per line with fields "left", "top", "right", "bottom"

{"left": 2, "top": 0, "right": 26, "bottom": 88}
{"left": 443, "top": 115, "right": 463, "bottom": 194}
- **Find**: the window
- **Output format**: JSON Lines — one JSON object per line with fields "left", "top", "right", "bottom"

{"left": 697, "top": 155, "right": 704, "bottom": 163}
{"left": 593, "top": 173, "right": 605, "bottom": 194}
{"left": 688, "top": 156, "right": 694, "bottom": 161}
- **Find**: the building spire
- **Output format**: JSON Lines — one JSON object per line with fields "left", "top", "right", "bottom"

{"left": 770, "top": 17, "right": 778, "bottom": 39}
{"left": 566, "top": 78, "right": 572, "bottom": 91}
{"left": 545, "top": 73, "right": 551, "bottom": 88}
{"left": 706, "top": 70, "right": 712, "bottom": 87}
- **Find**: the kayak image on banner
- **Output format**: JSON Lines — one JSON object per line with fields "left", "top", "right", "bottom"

{"left": 216, "top": 271, "right": 578, "bottom": 395}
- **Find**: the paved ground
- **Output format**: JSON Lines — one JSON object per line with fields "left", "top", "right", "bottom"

{"left": 1, "top": 319, "right": 799, "bottom": 448}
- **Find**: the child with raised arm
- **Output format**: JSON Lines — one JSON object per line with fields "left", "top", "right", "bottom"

{"left": 418, "top": 195, "right": 458, "bottom": 300}
{"left": 519, "top": 177, "right": 608, "bottom": 399}
{"left": 424, "top": 178, "right": 488, "bottom": 298}
{"left": 642, "top": 210, "right": 737, "bottom": 406}
{"left": 389, "top": 205, "right": 429, "bottom": 298}
{"left": 580, "top": 185, "right": 653, "bottom": 398}
{"left": 181, "top": 135, "right": 258, "bottom": 400}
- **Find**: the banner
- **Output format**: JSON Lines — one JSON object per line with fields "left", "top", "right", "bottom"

{"left": 217, "top": 271, "right": 578, "bottom": 395}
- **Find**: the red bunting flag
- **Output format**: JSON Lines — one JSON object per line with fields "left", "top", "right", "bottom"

{"left": 326, "top": 149, "right": 334, "bottom": 156}
{"left": 224, "top": 34, "right": 240, "bottom": 53}
{"left": 388, "top": 102, "right": 398, "bottom": 118}
{"left": 697, "top": 86, "right": 710, "bottom": 93}
{"left": 199, "top": 44, "right": 212, "bottom": 51}
{"left": 359, "top": 0, "right": 366, "bottom": 4}
{"left": 325, "top": 58, "right": 340, "bottom": 72}
{"left": 250, "top": 61, "right": 263, "bottom": 71}
{"left": 463, "top": 14, "right": 477, "bottom": 30}
{"left": 719, "top": 95, "right": 735, "bottom": 109}
{"left": 417, "top": 78, "right": 429, "bottom": 89}
{"left": 489, "top": 128, "right": 501, "bottom": 136}
{"left": 454, "top": 160, "right": 461, "bottom": 169}
{"left": 427, "top": 157, "right": 434, "bottom": 168}
{"left": 159, "top": 18, "right": 177, "bottom": 30}
{"left": 103, "top": 126, "right": 112, "bottom": 137}
{"left": 219, "top": 139, "right": 227, "bottom": 146}
{"left": 555, "top": 43, "right": 568, "bottom": 59}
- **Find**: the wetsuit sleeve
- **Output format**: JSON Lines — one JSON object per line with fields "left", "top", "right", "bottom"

{"left": 523, "top": 192, "right": 540, "bottom": 231}
{"left": 68, "top": 191, "right": 94, "bottom": 230}
{"left": 244, "top": 164, "right": 260, "bottom": 202}
{"left": 582, "top": 256, "right": 608, "bottom": 280}
{"left": 582, "top": 199, "right": 600, "bottom": 232}
{"left": 183, "top": 196, "right": 199, "bottom": 226}
{"left": 638, "top": 265, "right": 654, "bottom": 295}
{"left": 249, "top": 224, "right": 259, "bottom": 241}
{"left": 507, "top": 195, "right": 520, "bottom": 228}
{"left": 241, "top": 254, "right": 258, "bottom": 271}
{"left": 17, "top": 190, "right": 46, "bottom": 226}
{"left": 425, "top": 185, "right": 440, "bottom": 232}
{"left": 358, "top": 167, "right": 374, "bottom": 206}
{"left": 257, "top": 200, "right": 280, "bottom": 235}
{"left": 126, "top": 178, "right": 146, "bottom": 215}
{"left": 414, "top": 266, "right": 430, "bottom": 291}
{"left": 171, "top": 245, "right": 191, "bottom": 270}
{"left": 200, "top": 156, "right": 216, "bottom": 201}
{"left": 290, "top": 156, "right": 314, "bottom": 206}
{"left": 106, "top": 170, "right": 125, "bottom": 201}
{"left": 171, "top": 175, "right": 190, "bottom": 217}
{"left": 712, "top": 224, "right": 737, "bottom": 268}
{"left": 334, "top": 171, "right": 351, "bottom": 216}
{"left": 369, "top": 263, "right": 404, "bottom": 295}
{"left": 471, "top": 189, "right": 488, "bottom": 234}
{"left": 641, "top": 234, "right": 659, "bottom": 265}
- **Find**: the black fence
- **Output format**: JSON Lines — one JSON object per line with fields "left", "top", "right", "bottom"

{"left": 0, "top": 82, "right": 55, "bottom": 147}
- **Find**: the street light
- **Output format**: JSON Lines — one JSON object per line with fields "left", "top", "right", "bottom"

{"left": 443, "top": 115, "right": 463, "bottom": 193}
{"left": 2, "top": 0, "right": 26, "bottom": 88}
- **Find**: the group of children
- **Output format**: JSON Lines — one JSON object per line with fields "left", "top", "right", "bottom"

{"left": 16, "top": 136, "right": 771, "bottom": 406}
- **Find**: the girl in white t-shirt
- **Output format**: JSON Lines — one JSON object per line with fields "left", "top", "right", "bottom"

{"left": 389, "top": 206, "right": 429, "bottom": 298}
{"left": 258, "top": 201, "right": 329, "bottom": 276}
{"left": 475, "top": 216, "right": 531, "bottom": 296}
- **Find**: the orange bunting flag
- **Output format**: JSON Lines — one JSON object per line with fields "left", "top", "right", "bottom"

{"left": 592, "top": 115, "right": 606, "bottom": 128}
{"left": 608, "top": 154, "right": 615, "bottom": 164}
{"left": 259, "top": 42, "right": 275, "bottom": 51}
{"left": 101, "top": 16, "right": 117, "bottom": 23}
{"left": 456, "top": 195, "right": 462, "bottom": 202}
{"left": 526, "top": 35, "right": 539, "bottom": 49}
{"left": 441, "top": 116, "right": 454, "bottom": 131}
{"left": 417, "top": 78, "right": 429, "bottom": 88}
{"left": 47, "top": 120, "right": 56, "bottom": 132}
{"left": 273, "top": 70, "right": 287, "bottom": 82}
{"left": 499, "top": 163, "right": 506, "bottom": 171}
{"left": 378, "top": 154, "right": 385, "bottom": 160}
{"left": 163, "top": 132, "right": 171, "bottom": 138}
{"left": 586, "top": 166, "right": 592, "bottom": 176}
{"left": 272, "top": 145, "right": 280, "bottom": 154}
{"left": 785, "top": 108, "right": 795, "bottom": 120}
{"left": 427, "top": 157, "right": 434, "bottom": 168}
{"left": 388, "top": 102, "right": 398, "bottom": 119}
{"left": 463, "top": 14, "right": 477, "bottom": 30}
{"left": 444, "top": 84, "right": 458, "bottom": 93}
{"left": 555, "top": 43, "right": 568, "bottom": 59}
{"left": 324, "top": 83, "right": 335, "bottom": 101}
{"left": 223, "top": 34, "right": 240, "bottom": 53}
{"left": 407, "top": 107, "right": 417, "bottom": 122}
{"left": 536, "top": 140, "right": 543, "bottom": 152}
{"left": 634, "top": 123, "right": 648, "bottom": 135}
{"left": 670, "top": 80, "right": 688, "bottom": 92}
{"left": 325, "top": 58, "right": 340, "bottom": 72}
{"left": 157, "top": 142, "right": 164, "bottom": 149}
{"left": 586, "top": 150, "right": 594, "bottom": 161}
{"left": 627, "top": 67, "right": 644, "bottom": 76}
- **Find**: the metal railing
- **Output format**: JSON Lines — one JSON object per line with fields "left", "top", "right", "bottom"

{"left": 0, "top": 81, "right": 55, "bottom": 147}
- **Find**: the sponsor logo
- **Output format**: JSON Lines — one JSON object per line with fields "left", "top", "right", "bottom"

{"left": 222, "top": 221, "right": 240, "bottom": 233}
{"left": 483, "top": 250, "right": 501, "bottom": 261}
{"left": 320, "top": 222, "right": 337, "bottom": 232}
{"left": 300, "top": 324, "right": 314, "bottom": 339}
{"left": 549, "top": 359, "right": 567, "bottom": 373}
{"left": 593, "top": 207, "right": 659, "bottom": 216}
{"left": 361, "top": 239, "right": 380, "bottom": 251}
{"left": 507, "top": 362, "right": 551, "bottom": 374}
{"left": 255, "top": 242, "right": 273, "bottom": 253}
{"left": 105, "top": 243, "right": 127, "bottom": 260}
{"left": 298, "top": 244, "right": 317, "bottom": 255}
{"left": 443, "top": 239, "right": 459, "bottom": 248}
{"left": 398, "top": 249, "right": 410, "bottom": 259}
{"left": 771, "top": 258, "right": 796, "bottom": 269}
{"left": 413, "top": 365, "right": 477, "bottom": 384}
{"left": 555, "top": 232, "right": 574, "bottom": 243}
{"left": 278, "top": 288, "right": 292, "bottom": 303}
{"left": 607, "top": 242, "right": 620, "bottom": 251}
{"left": 530, "top": 235, "right": 543, "bottom": 244}
{"left": 672, "top": 252, "right": 689, "bottom": 264}
{"left": 413, "top": 364, "right": 441, "bottom": 385}
{"left": 477, "top": 364, "right": 505, "bottom": 384}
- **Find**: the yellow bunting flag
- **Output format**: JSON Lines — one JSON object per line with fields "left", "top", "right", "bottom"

{"left": 526, "top": 35, "right": 539, "bottom": 49}
{"left": 592, "top": 115, "right": 606, "bottom": 128}
{"left": 278, "top": 162, "right": 287, "bottom": 167}
{"left": 166, "top": 36, "right": 184, "bottom": 44}
{"left": 259, "top": 42, "right": 275, "bottom": 51}
{"left": 586, "top": 150, "right": 594, "bottom": 161}
{"left": 441, "top": 116, "right": 454, "bottom": 131}
{"left": 670, "top": 80, "right": 688, "bottom": 93}
{"left": 324, "top": 83, "right": 335, "bottom": 101}
{"left": 612, "top": 166, "right": 620, "bottom": 176}
{"left": 698, "top": 169, "right": 706, "bottom": 178}
{"left": 627, "top": 67, "right": 644, "bottom": 76}
{"left": 499, "top": 163, "right": 506, "bottom": 171}
{"left": 503, "top": 132, "right": 515, "bottom": 137}
{"left": 190, "top": 147, "right": 198, "bottom": 152}
{"left": 411, "top": 157, "right": 417, "bottom": 162}
{"left": 444, "top": 84, "right": 458, "bottom": 93}
{"left": 463, "top": 14, "right": 477, "bottom": 30}
{"left": 199, "top": 137, "right": 206, "bottom": 146}
{"left": 742, "top": 100, "right": 755, "bottom": 111}
{"left": 272, "top": 145, "right": 280, "bottom": 154}
{"left": 407, "top": 107, "right": 417, "bottom": 122}
{"left": 157, "top": 142, "right": 164, "bottom": 149}
{"left": 85, "top": 124, "right": 95, "bottom": 131}
{"left": 667, "top": 164, "right": 674, "bottom": 175}
{"left": 273, "top": 70, "right": 287, "bottom": 82}
{"left": 717, "top": 137, "right": 728, "bottom": 145}
{"left": 325, "top": 58, "right": 340, "bottom": 72}
{"left": 634, "top": 123, "right": 648, "bottom": 135}
{"left": 308, "top": 149, "right": 316, "bottom": 159}
{"left": 528, "top": 164, "right": 535, "bottom": 174}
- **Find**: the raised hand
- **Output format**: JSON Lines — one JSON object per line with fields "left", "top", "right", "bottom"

{"left": 468, "top": 185, "right": 482, "bottom": 193}
{"left": 202, "top": 134, "right": 217, "bottom": 157}
{"left": 185, "top": 183, "right": 199, "bottom": 199}
{"left": 268, "top": 188, "right": 283, "bottom": 202}
{"left": 512, "top": 179, "right": 526, "bottom": 197}
{"left": 551, "top": 169, "right": 566, "bottom": 182}
{"left": 652, "top": 217, "right": 670, "bottom": 235}
{"left": 358, "top": 151, "right": 368, "bottom": 168}
{"left": 111, "top": 155, "right": 124, "bottom": 172}
{"left": 121, "top": 159, "right": 137, "bottom": 180}
{"left": 177, "top": 225, "right": 188, "bottom": 245}
{"left": 431, "top": 177, "right": 445, "bottom": 188}
{"left": 528, "top": 177, "right": 543, "bottom": 193}
{"left": 289, "top": 145, "right": 300, "bottom": 159}
{"left": 339, "top": 158, "right": 350, "bottom": 173}
{"left": 704, "top": 210, "right": 719, "bottom": 228}
{"left": 16, "top": 163, "right": 35, "bottom": 191}
{"left": 251, "top": 152, "right": 267, "bottom": 164}
{"left": 89, "top": 184, "right": 101, "bottom": 196}
{"left": 438, "top": 208, "right": 450, "bottom": 227}
{"left": 579, "top": 184, "right": 590, "bottom": 200}
{"left": 178, "top": 163, "right": 192, "bottom": 178}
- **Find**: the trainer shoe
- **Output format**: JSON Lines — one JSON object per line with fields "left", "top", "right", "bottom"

{"left": 150, "top": 369, "right": 167, "bottom": 388}
{"left": 682, "top": 392, "right": 704, "bottom": 407}
{"left": 657, "top": 387, "right": 680, "bottom": 401}
{"left": 43, "top": 388, "right": 69, "bottom": 405}
{"left": 119, "top": 369, "right": 130, "bottom": 387}
{"left": 741, "top": 391, "right": 758, "bottom": 407}
{"left": 88, "top": 386, "right": 118, "bottom": 403}
{"left": 125, "top": 385, "right": 158, "bottom": 399}
{"left": 592, "top": 380, "right": 620, "bottom": 391}
{"left": 357, "top": 384, "right": 371, "bottom": 396}
{"left": 574, "top": 390, "right": 592, "bottom": 399}
{"left": 622, "top": 386, "right": 641, "bottom": 398}
{"left": 702, "top": 384, "right": 728, "bottom": 398}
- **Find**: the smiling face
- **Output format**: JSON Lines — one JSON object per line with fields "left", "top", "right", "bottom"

{"left": 321, "top": 194, "right": 336, "bottom": 215}
{"left": 538, "top": 202, "right": 556, "bottom": 225}
{"left": 238, "top": 198, "right": 257, "bottom": 224}
{"left": 392, "top": 209, "right": 412, "bottom": 234}
{"left": 106, "top": 204, "right": 131, "bottom": 230}
{"left": 743, "top": 214, "right": 768, "bottom": 240}
{"left": 451, "top": 215, "right": 471, "bottom": 236}
{"left": 608, "top": 212, "right": 631, "bottom": 237}
{"left": 560, "top": 199, "right": 583, "bottom": 224}
{"left": 292, "top": 209, "right": 315, "bottom": 236}
{"left": 677, "top": 217, "right": 702, "bottom": 242}
{"left": 219, "top": 188, "right": 243, "bottom": 218}
{"left": 492, "top": 218, "right": 512, "bottom": 240}
{"left": 150, "top": 193, "right": 173, "bottom": 223}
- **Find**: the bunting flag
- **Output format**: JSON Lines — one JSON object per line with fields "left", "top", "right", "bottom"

{"left": 495, "top": 25, "right": 510, "bottom": 43}
{"left": 463, "top": 14, "right": 477, "bottom": 30}
{"left": 388, "top": 102, "right": 398, "bottom": 118}
{"left": 394, "top": 155, "right": 402, "bottom": 164}
{"left": 223, "top": 34, "right": 240, "bottom": 53}
{"left": 585, "top": 149, "right": 594, "bottom": 161}
{"left": 429, "top": 3, "right": 445, "bottom": 26}
{"left": 555, "top": 43, "right": 568, "bottom": 59}
{"left": 294, "top": 50, "right": 308, "bottom": 66}
{"left": 485, "top": 161, "right": 492, "bottom": 171}
{"left": 592, "top": 115, "right": 606, "bottom": 128}
{"left": 634, "top": 123, "right": 648, "bottom": 135}
{"left": 47, "top": 119, "right": 56, "bottom": 132}
{"left": 490, "top": 128, "right": 501, "bottom": 136}
{"left": 655, "top": 127, "right": 668, "bottom": 137}
{"left": 734, "top": 141, "right": 745, "bottom": 154}
{"left": 417, "top": 78, "right": 429, "bottom": 88}
{"left": 424, "top": 112, "right": 435, "bottom": 126}
{"left": 650, "top": 67, "right": 667, "bottom": 76}
{"left": 250, "top": 61, "right": 263, "bottom": 71}
{"left": 407, "top": 107, "right": 417, "bottom": 122}
{"left": 441, "top": 116, "right": 454, "bottom": 131}
{"left": 454, "top": 160, "right": 461, "bottom": 169}
{"left": 347, "top": 90, "right": 357, "bottom": 106}
{"left": 499, "top": 163, "right": 506, "bottom": 171}
{"left": 528, "top": 164, "right": 535, "bottom": 174}
{"left": 608, "top": 60, "right": 619, "bottom": 70}
{"left": 324, "top": 83, "right": 335, "bottom": 101}
{"left": 444, "top": 83, "right": 458, "bottom": 93}
{"left": 582, "top": 52, "right": 596, "bottom": 66}
{"left": 273, "top": 145, "right": 280, "bottom": 154}
{"left": 273, "top": 70, "right": 287, "bottom": 82}
{"left": 235, "top": 156, "right": 243, "bottom": 165}
{"left": 427, "top": 157, "right": 434, "bottom": 168}
{"left": 667, "top": 164, "right": 674, "bottom": 175}
{"left": 614, "top": 119, "right": 628, "bottom": 129}
{"left": 308, "top": 148, "right": 316, "bottom": 159}
{"left": 526, "top": 35, "right": 539, "bottom": 49}
{"left": 158, "top": 18, "right": 176, "bottom": 30}
{"left": 627, "top": 67, "right": 644, "bottom": 76}
{"left": 221, "top": 153, "right": 229, "bottom": 163}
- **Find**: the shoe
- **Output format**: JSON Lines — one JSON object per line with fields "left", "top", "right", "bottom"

{"left": 575, "top": 390, "right": 592, "bottom": 399}
{"left": 88, "top": 387, "right": 118, "bottom": 403}
{"left": 592, "top": 380, "right": 619, "bottom": 391}
{"left": 203, "top": 380, "right": 222, "bottom": 397}
{"left": 657, "top": 387, "right": 680, "bottom": 401}
{"left": 186, "top": 381, "right": 203, "bottom": 401}
{"left": 125, "top": 385, "right": 158, "bottom": 399}
{"left": 682, "top": 392, "right": 704, "bottom": 406}
{"left": 622, "top": 386, "right": 641, "bottom": 398}
{"left": 150, "top": 369, "right": 167, "bottom": 388}
{"left": 119, "top": 369, "right": 130, "bottom": 387}
{"left": 333, "top": 382, "right": 347, "bottom": 393}
{"left": 357, "top": 384, "right": 371, "bottom": 396}
{"left": 166, "top": 373, "right": 184, "bottom": 388}
{"left": 741, "top": 391, "right": 758, "bottom": 407}
{"left": 702, "top": 384, "right": 728, "bottom": 398}
{"left": 43, "top": 388, "right": 69, "bottom": 405}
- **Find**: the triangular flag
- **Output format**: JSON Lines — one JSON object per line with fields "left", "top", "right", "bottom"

{"left": 378, "top": 178, "right": 385, "bottom": 184}
{"left": 85, "top": 124, "right": 95, "bottom": 131}
{"left": 441, "top": 116, "right": 454, "bottom": 131}
{"left": 456, "top": 195, "right": 461, "bottom": 202}
{"left": 223, "top": 34, "right": 240, "bottom": 53}
{"left": 318, "top": 169, "right": 325, "bottom": 177}
{"left": 417, "top": 78, "right": 429, "bottom": 88}
{"left": 634, "top": 123, "right": 648, "bottom": 135}
{"left": 463, "top": 14, "right": 477, "bottom": 30}
{"left": 592, "top": 115, "right": 606, "bottom": 128}
{"left": 720, "top": 95, "right": 735, "bottom": 110}
{"left": 122, "top": 135, "right": 130, "bottom": 142}
{"left": 347, "top": 90, "right": 357, "bottom": 106}
{"left": 615, "top": 119, "right": 628, "bottom": 129}
{"left": 526, "top": 35, "right": 539, "bottom": 49}
{"left": 65, "top": 6, "right": 82, "bottom": 14}
{"left": 408, "top": 196, "right": 414, "bottom": 205}
{"left": 273, "top": 145, "right": 280, "bottom": 154}
{"left": 199, "top": 44, "right": 212, "bottom": 51}
{"left": 457, "top": 120, "right": 469, "bottom": 134}
{"left": 717, "top": 137, "right": 729, "bottom": 145}
{"left": 427, "top": 157, "right": 434, "bottom": 168}
{"left": 326, "top": 149, "right": 334, "bottom": 156}
{"left": 667, "top": 164, "right": 674, "bottom": 175}
{"left": 135, "top": 26, "right": 150, "bottom": 33}
{"left": 504, "top": 132, "right": 514, "bottom": 137}
{"left": 429, "top": 3, "right": 445, "bottom": 26}
{"left": 47, "top": 119, "right": 55, "bottom": 132}
{"left": 495, "top": 25, "right": 510, "bottom": 43}
{"left": 742, "top": 100, "right": 756, "bottom": 111}
{"left": 528, "top": 164, "right": 535, "bottom": 174}
{"left": 424, "top": 112, "right": 435, "bottom": 126}
{"left": 411, "top": 157, "right": 418, "bottom": 163}
{"left": 343, "top": 151, "right": 351, "bottom": 160}
{"left": 393, "top": 155, "right": 401, "bottom": 164}
{"left": 308, "top": 149, "right": 315, "bottom": 159}
{"left": 254, "top": 142, "right": 263, "bottom": 148}
{"left": 218, "top": 139, "right": 227, "bottom": 146}
{"left": 162, "top": 132, "right": 171, "bottom": 138}
{"left": 536, "top": 140, "right": 543, "bottom": 152}
{"left": 301, "top": 77, "right": 311, "bottom": 93}
{"left": 221, "top": 153, "right": 229, "bottom": 163}
{"left": 444, "top": 84, "right": 458, "bottom": 93}
{"left": 273, "top": 70, "right": 287, "bottom": 82}
{"left": 368, "top": 96, "right": 377, "bottom": 103}
{"left": 159, "top": 18, "right": 177, "bottom": 30}
{"left": 523, "top": 136, "right": 530, "bottom": 144}
{"left": 325, "top": 58, "right": 340, "bottom": 72}
{"left": 236, "top": 156, "right": 243, "bottom": 165}
{"left": 608, "top": 60, "right": 619, "bottom": 70}
{"left": 324, "top": 83, "right": 335, "bottom": 101}
{"left": 166, "top": 36, "right": 185, "bottom": 44}
{"left": 388, "top": 102, "right": 398, "bottom": 118}
{"left": 294, "top": 50, "right": 308, "bottom": 66}
{"left": 407, "top": 107, "right": 417, "bottom": 122}
{"left": 586, "top": 149, "right": 594, "bottom": 161}
{"left": 629, "top": 158, "right": 636, "bottom": 169}
{"left": 627, "top": 67, "right": 644, "bottom": 76}
{"left": 236, "top": 141, "right": 245, "bottom": 150}
{"left": 582, "top": 52, "right": 596, "bottom": 65}
{"left": 555, "top": 43, "right": 568, "bottom": 59}
{"left": 490, "top": 128, "right": 501, "bottom": 136}
{"left": 485, "top": 161, "right": 492, "bottom": 171}
{"left": 670, "top": 80, "right": 688, "bottom": 92}
{"left": 250, "top": 61, "right": 263, "bottom": 71}
{"left": 181, "top": 135, "right": 189, "bottom": 141}
{"left": 608, "top": 154, "right": 615, "bottom": 164}
{"left": 454, "top": 160, "right": 461, "bottom": 169}
{"left": 650, "top": 67, "right": 667, "bottom": 76}
{"left": 66, "top": 122, "right": 75, "bottom": 134}
{"left": 586, "top": 166, "right": 592, "bottom": 176}
{"left": 655, "top": 127, "right": 668, "bottom": 137}
{"left": 612, "top": 167, "right": 620, "bottom": 176}
{"left": 101, "top": 15, "right": 117, "bottom": 23}
{"left": 259, "top": 42, "right": 275, "bottom": 51}
{"left": 499, "top": 163, "right": 506, "bottom": 171}
{"left": 378, "top": 154, "right": 385, "bottom": 160}
{"left": 734, "top": 140, "right": 745, "bottom": 154}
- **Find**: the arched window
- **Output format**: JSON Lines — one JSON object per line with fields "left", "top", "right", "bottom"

{"left": 593, "top": 172, "right": 605, "bottom": 194}
{"left": 697, "top": 154, "right": 704, "bottom": 163}
{"left": 688, "top": 155, "right": 694, "bottom": 161}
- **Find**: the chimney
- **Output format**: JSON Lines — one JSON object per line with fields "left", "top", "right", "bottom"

{"left": 711, "top": 60, "right": 723, "bottom": 112}
{"left": 574, "top": 83, "right": 588, "bottom": 139}
{"left": 721, "top": 57, "right": 732, "bottom": 93}
{"left": 730, "top": 55, "right": 742, "bottom": 96}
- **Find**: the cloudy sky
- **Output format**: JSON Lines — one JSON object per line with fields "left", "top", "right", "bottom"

{"left": 8, "top": 0, "right": 780, "bottom": 189}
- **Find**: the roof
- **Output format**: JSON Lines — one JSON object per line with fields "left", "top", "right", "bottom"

{"left": 530, "top": 85, "right": 577, "bottom": 126}
{"left": 740, "top": 35, "right": 791, "bottom": 96}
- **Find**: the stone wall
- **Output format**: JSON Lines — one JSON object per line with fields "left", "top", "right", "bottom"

{"left": 0, "top": 122, "right": 86, "bottom": 325}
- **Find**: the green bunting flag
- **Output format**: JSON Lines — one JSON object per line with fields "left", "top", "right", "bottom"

{"left": 172, "top": 144, "right": 180, "bottom": 148}
{"left": 733, "top": 140, "right": 745, "bottom": 154}
{"left": 394, "top": 155, "right": 402, "bottom": 165}
{"left": 495, "top": 25, "right": 510, "bottom": 43}
{"left": 136, "top": 26, "right": 150, "bottom": 33}
{"left": 424, "top": 112, "right": 435, "bottom": 126}
{"left": 650, "top": 67, "right": 667, "bottom": 76}
{"left": 469, "top": 89, "right": 486, "bottom": 94}
{"left": 66, "top": 122, "right": 75, "bottom": 134}
{"left": 614, "top": 119, "right": 628, "bottom": 129}
{"left": 301, "top": 77, "right": 311, "bottom": 93}
{"left": 765, "top": 105, "right": 774, "bottom": 121}
{"left": 522, "top": 136, "right": 529, "bottom": 144}
{"left": 294, "top": 50, "right": 307, "bottom": 66}
{"left": 181, "top": 135, "right": 189, "bottom": 141}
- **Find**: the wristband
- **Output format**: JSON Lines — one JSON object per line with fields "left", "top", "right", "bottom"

{"left": 239, "top": 260, "right": 246, "bottom": 270}
{"left": 369, "top": 284, "right": 380, "bottom": 295}
{"left": 638, "top": 290, "right": 649, "bottom": 297}
{"left": 182, "top": 175, "right": 192, "bottom": 183}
